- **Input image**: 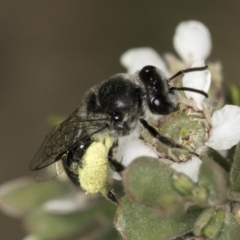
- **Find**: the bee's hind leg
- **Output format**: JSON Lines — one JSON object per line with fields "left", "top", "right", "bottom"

{"left": 109, "top": 158, "right": 125, "bottom": 172}
{"left": 102, "top": 188, "right": 118, "bottom": 205}
{"left": 104, "top": 143, "right": 124, "bottom": 205}
{"left": 108, "top": 143, "right": 125, "bottom": 173}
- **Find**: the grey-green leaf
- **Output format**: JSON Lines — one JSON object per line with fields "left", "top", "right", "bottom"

{"left": 217, "top": 211, "right": 240, "bottom": 240}
{"left": 123, "top": 157, "right": 185, "bottom": 216}
{"left": 230, "top": 141, "right": 240, "bottom": 192}
{"left": 115, "top": 196, "right": 202, "bottom": 240}
{"left": 193, "top": 207, "right": 216, "bottom": 236}
{"left": 123, "top": 157, "right": 182, "bottom": 204}
{"left": 198, "top": 157, "right": 229, "bottom": 206}
{"left": 0, "top": 177, "right": 69, "bottom": 217}
{"left": 24, "top": 202, "right": 117, "bottom": 240}
{"left": 203, "top": 207, "right": 226, "bottom": 239}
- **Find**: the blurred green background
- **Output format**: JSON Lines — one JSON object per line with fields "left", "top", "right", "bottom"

{"left": 0, "top": 1, "right": 240, "bottom": 239}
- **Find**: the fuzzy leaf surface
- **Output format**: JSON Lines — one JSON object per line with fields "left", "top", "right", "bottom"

{"left": 230, "top": 141, "right": 240, "bottom": 192}
{"left": 203, "top": 207, "right": 226, "bottom": 239}
{"left": 24, "top": 202, "right": 116, "bottom": 240}
{"left": 123, "top": 157, "right": 188, "bottom": 216}
{"left": 0, "top": 177, "right": 69, "bottom": 217}
{"left": 123, "top": 157, "right": 182, "bottom": 206}
{"left": 193, "top": 207, "right": 215, "bottom": 236}
{"left": 115, "top": 196, "right": 201, "bottom": 240}
{"left": 217, "top": 211, "right": 240, "bottom": 240}
{"left": 198, "top": 157, "right": 228, "bottom": 206}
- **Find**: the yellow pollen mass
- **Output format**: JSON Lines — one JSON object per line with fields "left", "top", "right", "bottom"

{"left": 78, "top": 136, "right": 113, "bottom": 195}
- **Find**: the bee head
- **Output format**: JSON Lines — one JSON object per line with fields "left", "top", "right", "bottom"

{"left": 95, "top": 74, "right": 143, "bottom": 136}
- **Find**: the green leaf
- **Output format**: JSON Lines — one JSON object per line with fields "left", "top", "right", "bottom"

{"left": 192, "top": 186, "right": 208, "bottom": 204}
{"left": 94, "top": 228, "right": 122, "bottom": 240}
{"left": 193, "top": 207, "right": 215, "bottom": 236}
{"left": 217, "top": 211, "right": 240, "bottom": 240}
{"left": 115, "top": 196, "right": 202, "bottom": 240}
{"left": 228, "top": 191, "right": 240, "bottom": 202}
{"left": 23, "top": 235, "right": 47, "bottom": 240}
{"left": 198, "top": 157, "right": 229, "bottom": 206}
{"left": 157, "top": 195, "right": 186, "bottom": 217}
{"left": 173, "top": 172, "right": 196, "bottom": 196}
{"left": 203, "top": 207, "right": 226, "bottom": 239}
{"left": 208, "top": 149, "right": 230, "bottom": 172}
{"left": 226, "top": 84, "right": 240, "bottom": 106}
{"left": 230, "top": 141, "right": 240, "bottom": 192}
{"left": 123, "top": 157, "right": 185, "bottom": 216}
{"left": 123, "top": 157, "right": 182, "bottom": 204}
{"left": 0, "top": 177, "right": 69, "bottom": 217}
{"left": 24, "top": 202, "right": 116, "bottom": 240}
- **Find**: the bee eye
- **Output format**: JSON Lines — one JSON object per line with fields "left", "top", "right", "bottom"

{"left": 139, "top": 65, "right": 164, "bottom": 92}
{"left": 111, "top": 112, "right": 123, "bottom": 122}
{"left": 151, "top": 97, "right": 175, "bottom": 115}
{"left": 139, "top": 66, "right": 156, "bottom": 81}
{"left": 151, "top": 97, "right": 164, "bottom": 113}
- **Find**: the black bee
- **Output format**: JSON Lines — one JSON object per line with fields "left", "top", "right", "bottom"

{"left": 30, "top": 65, "right": 208, "bottom": 204}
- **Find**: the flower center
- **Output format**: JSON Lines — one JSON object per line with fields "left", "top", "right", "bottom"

{"left": 142, "top": 107, "right": 209, "bottom": 162}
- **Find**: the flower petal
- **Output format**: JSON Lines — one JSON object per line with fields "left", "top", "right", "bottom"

{"left": 182, "top": 60, "right": 211, "bottom": 109}
{"left": 120, "top": 47, "right": 169, "bottom": 76}
{"left": 170, "top": 156, "right": 202, "bottom": 182}
{"left": 112, "top": 136, "right": 158, "bottom": 180}
{"left": 206, "top": 105, "right": 240, "bottom": 150}
{"left": 173, "top": 20, "right": 212, "bottom": 64}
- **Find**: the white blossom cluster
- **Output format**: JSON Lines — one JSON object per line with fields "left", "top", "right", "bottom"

{"left": 116, "top": 20, "right": 240, "bottom": 182}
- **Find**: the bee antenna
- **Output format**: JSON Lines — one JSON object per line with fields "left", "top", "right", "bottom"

{"left": 167, "top": 65, "right": 208, "bottom": 83}
{"left": 169, "top": 86, "right": 208, "bottom": 98}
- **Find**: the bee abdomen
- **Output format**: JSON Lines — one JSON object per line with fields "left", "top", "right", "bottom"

{"left": 63, "top": 140, "right": 92, "bottom": 187}
{"left": 63, "top": 161, "right": 80, "bottom": 187}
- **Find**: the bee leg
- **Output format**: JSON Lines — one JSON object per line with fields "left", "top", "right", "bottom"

{"left": 103, "top": 189, "right": 118, "bottom": 205}
{"left": 108, "top": 144, "right": 125, "bottom": 172}
{"left": 140, "top": 118, "right": 199, "bottom": 158}
{"left": 140, "top": 118, "right": 185, "bottom": 149}
{"left": 109, "top": 158, "right": 125, "bottom": 172}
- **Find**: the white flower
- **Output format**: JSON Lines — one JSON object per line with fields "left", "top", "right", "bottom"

{"left": 182, "top": 60, "right": 211, "bottom": 110}
{"left": 118, "top": 56, "right": 240, "bottom": 183}
{"left": 118, "top": 21, "right": 239, "bottom": 184}
{"left": 170, "top": 156, "right": 202, "bottom": 183}
{"left": 172, "top": 104, "right": 240, "bottom": 182}
{"left": 206, "top": 105, "right": 240, "bottom": 150}
{"left": 120, "top": 47, "right": 170, "bottom": 76}
{"left": 172, "top": 61, "right": 240, "bottom": 181}
{"left": 112, "top": 134, "right": 159, "bottom": 180}
{"left": 173, "top": 20, "right": 212, "bottom": 64}
{"left": 120, "top": 21, "right": 212, "bottom": 77}
{"left": 182, "top": 61, "right": 240, "bottom": 151}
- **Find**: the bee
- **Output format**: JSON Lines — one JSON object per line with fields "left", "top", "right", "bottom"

{"left": 30, "top": 65, "right": 208, "bottom": 204}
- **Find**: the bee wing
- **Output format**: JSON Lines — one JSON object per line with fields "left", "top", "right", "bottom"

{"left": 30, "top": 107, "right": 107, "bottom": 181}
{"left": 33, "top": 161, "right": 65, "bottom": 182}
